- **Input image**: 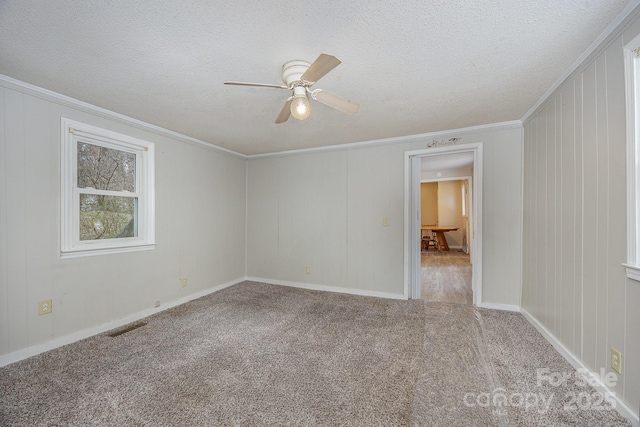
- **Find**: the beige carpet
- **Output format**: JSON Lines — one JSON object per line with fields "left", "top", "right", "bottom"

{"left": 0, "top": 281, "right": 631, "bottom": 426}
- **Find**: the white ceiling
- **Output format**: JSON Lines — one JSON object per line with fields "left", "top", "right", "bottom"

{"left": 0, "top": 1, "right": 632, "bottom": 155}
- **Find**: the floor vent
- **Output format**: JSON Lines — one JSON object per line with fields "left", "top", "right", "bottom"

{"left": 108, "top": 321, "right": 148, "bottom": 337}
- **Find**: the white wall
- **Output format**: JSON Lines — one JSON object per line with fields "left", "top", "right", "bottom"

{"left": 420, "top": 182, "right": 438, "bottom": 226}
{"left": 522, "top": 8, "right": 640, "bottom": 416}
{"left": 437, "top": 180, "right": 464, "bottom": 247}
{"left": 0, "top": 84, "right": 247, "bottom": 359}
{"left": 421, "top": 166, "right": 471, "bottom": 181}
{"left": 247, "top": 125, "right": 522, "bottom": 305}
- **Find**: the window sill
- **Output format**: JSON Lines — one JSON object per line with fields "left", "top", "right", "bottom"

{"left": 61, "top": 243, "right": 155, "bottom": 259}
{"left": 623, "top": 263, "right": 640, "bottom": 282}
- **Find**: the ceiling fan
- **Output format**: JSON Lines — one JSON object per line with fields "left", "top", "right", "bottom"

{"left": 224, "top": 53, "right": 359, "bottom": 123}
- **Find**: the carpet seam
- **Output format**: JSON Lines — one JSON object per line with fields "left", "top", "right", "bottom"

{"left": 473, "top": 306, "right": 510, "bottom": 427}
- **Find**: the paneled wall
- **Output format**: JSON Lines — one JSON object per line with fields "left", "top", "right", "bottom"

{"left": 247, "top": 126, "right": 522, "bottom": 305}
{"left": 522, "top": 12, "right": 640, "bottom": 414}
{"left": 0, "top": 85, "right": 247, "bottom": 359}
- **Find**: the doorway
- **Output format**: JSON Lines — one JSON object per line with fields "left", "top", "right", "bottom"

{"left": 403, "top": 143, "right": 483, "bottom": 304}
{"left": 420, "top": 178, "right": 472, "bottom": 304}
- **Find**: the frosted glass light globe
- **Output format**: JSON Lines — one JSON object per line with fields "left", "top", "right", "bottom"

{"left": 290, "top": 95, "right": 311, "bottom": 120}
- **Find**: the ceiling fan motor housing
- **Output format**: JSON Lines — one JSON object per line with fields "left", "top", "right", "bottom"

{"left": 282, "top": 60, "right": 310, "bottom": 87}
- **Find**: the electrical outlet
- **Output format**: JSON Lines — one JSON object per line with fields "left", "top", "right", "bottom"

{"left": 383, "top": 217, "right": 389, "bottom": 227}
{"left": 305, "top": 266, "right": 311, "bottom": 274}
{"left": 38, "top": 299, "right": 52, "bottom": 315}
{"left": 611, "top": 347, "right": 622, "bottom": 374}
{"left": 181, "top": 277, "right": 188, "bottom": 287}
{"left": 154, "top": 300, "right": 161, "bottom": 308}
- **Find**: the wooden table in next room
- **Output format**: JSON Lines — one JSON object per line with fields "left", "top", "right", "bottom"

{"left": 421, "top": 226, "right": 459, "bottom": 252}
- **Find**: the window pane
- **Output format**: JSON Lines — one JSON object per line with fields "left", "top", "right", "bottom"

{"left": 79, "top": 194, "right": 137, "bottom": 240}
{"left": 77, "top": 142, "right": 136, "bottom": 192}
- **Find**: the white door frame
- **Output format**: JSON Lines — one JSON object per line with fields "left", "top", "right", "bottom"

{"left": 403, "top": 143, "right": 483, "bottom": 304}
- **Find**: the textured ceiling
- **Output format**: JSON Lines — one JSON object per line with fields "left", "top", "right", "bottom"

{"left": 0, "top": 1, "right": 632, "bottom": 155}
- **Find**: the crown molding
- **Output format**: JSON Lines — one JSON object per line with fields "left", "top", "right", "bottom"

{"left": 247, "top": 120, "right": 522, "bottom": 159}
{"left": 522, "top": 0, "right": 640, "bottom": 123}
{"left": 0, "top": 74, "right": 246, "bottom": 159}
{"left": 0, "top": 73, "right": 522, "bottom": 160}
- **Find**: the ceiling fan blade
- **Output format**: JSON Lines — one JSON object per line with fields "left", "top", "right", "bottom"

{"left": 312, "top": 90, "right": 359, "bottom": 115}
{"left": 301, "top": 54, "right": 341, "bottom": 84}
{"left": 224, "top": 81, "right": 289, "bottom": 89}
{"left": 275, "top": 98, "right": 293, "bottom": 123}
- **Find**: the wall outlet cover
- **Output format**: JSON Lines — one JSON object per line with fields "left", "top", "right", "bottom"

{"left": 611, "top": 347, "right": 622, "bottom": 375}
{"left": 38, "top": 299, "right": 52, "bottom": 316}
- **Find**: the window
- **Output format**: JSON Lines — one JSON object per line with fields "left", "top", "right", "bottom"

{"left": 61, "top": 118, "right": 155, "bottom": 258}
{"left": 624, "top": 38, "right": 640, "bottom": 281}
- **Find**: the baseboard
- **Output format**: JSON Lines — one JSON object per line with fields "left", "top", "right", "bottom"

{"left": 521, "top": 308, "right": 639, "bottom": 426}
{"left": 477, "top": 302, "right": 521, "bottom": 312}
{"left": 246, "top": 277, "right": 407, "bottom": 300}
{"left": 0, "top": 277, "right": 244, "bottom": 368}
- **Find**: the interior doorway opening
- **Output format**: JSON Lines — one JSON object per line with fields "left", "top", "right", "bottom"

{"left": 404, "top": 143, "right": 483, "bottom": 304}
{"left": 420, "top": 177, "right": 472, "bottom": 304}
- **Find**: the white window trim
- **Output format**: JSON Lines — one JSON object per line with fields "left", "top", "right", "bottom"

{"left": 61, "top": 118, "right": 155, "bottom": 258}
{"left": 624, "top": 37, "right": 640, "bottom": 281}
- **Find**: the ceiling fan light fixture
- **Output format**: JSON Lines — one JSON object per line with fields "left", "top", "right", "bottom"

{"left": 290, "top": 86, "right": 311, "bottom": 120}
{"left": 225, "top": 53, "right": 358, "bottom": 124}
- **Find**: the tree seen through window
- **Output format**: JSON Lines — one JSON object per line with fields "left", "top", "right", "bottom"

{"left": 77, "top": 142, "right": 137, "bottom": 240}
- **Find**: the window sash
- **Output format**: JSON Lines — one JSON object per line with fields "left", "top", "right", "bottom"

{"left": 76, "top": 188, "right": 140, "bottom": 197}
{"left": 61, "top": 118, "right": 155, "bottom": 258}
{"left": 74, "top": 190, "right": 140, "bottom": 242}
{"left": 72, "top": 140, "right": 146, "bottom": 246}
